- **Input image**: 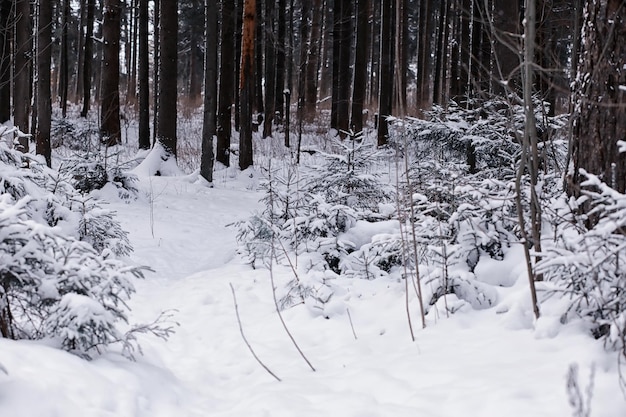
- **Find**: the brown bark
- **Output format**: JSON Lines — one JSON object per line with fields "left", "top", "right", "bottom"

{"left": 101, "top": 0, "right": 122, "bottom": 146}
{"left": 239, "top": 0, "right": 256, "bottom": 170}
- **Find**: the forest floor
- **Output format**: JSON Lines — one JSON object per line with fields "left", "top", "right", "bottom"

{"left": 1, "top": 119, "right": 626, "bottom": 416}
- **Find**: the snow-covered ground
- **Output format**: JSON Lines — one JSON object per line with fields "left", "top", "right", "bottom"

{"left": 1, "top": 168, "right": 625, "bottom": 417}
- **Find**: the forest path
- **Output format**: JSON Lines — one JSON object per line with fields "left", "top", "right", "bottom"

{"left": 107, "top": 174, "right": 623, "bottom": 417}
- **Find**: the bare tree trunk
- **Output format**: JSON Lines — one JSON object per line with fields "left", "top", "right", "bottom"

{"left": 59, "top": 0, "right": 70, "bottom": 117}
{"left": 239, "top": 0, "right": 256, "bottom": 170}
{"left": 304, "top": 0, "right": 322, "bottom": 122}
{"left": 0, "top": 1, "right": 11, "bottom": 123}
{"left": 570, "top": 0, "right": 626, "bottom": 196}
{"left": 101, "top": 0, "right": 122, "bottom": 146}
{"left": 274, "top": 0, "right": 286, "bottom": 124}
{"left": 377, "top": 0, "right": 394, "bottom": 146}
{"left": 262, "top": 0, "right": 276, "bottom": 137}
{"left": 156, "top": 0, "right": 178, "bottom": 157}
{"left": 14, "top": 0, "right": 32, "bottom": 144}
{"left": 138, "top": 0, "right": 150, "bottom": 149}
{"left": 350, "top": 0, "right": 370, "bottom": 133}
{"left": 296, "top": 0, "right": 310, "bottom": 162}
{"left": 152, "top": 0, "right": 160, "bottom": 143}
{"left": 36, "top": 0, "right": 52, "bottom": 167}
{"left": 217, "top": 0, "right": 235, "bottom": 166}
{"left": 81, "top": 0, "right": 95, "bottom": 117}
{"left": 234, "top": 0, "right": 243, "bottom": 131}
{"left": 200, "top": 0, "right": 218, "bottom": 183}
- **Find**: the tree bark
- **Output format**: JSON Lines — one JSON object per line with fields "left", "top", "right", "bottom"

{"left": 304, "top": 0, "right": 322, "bottom": 122}
{"left": 217, "top": 0, "right": 235, "bottom": 166}
{"left": 262, "top": 0, "right": 276, "bottom": 137}
{"left": 14, "top": 0, "right": 32, "bottom": 144}
{"left": 59, "top": 0, "right": 70, "bottom": 117}
{"left": 81, "top": 0, "right": 95, "bottom": 117}
{"left": 571, "top": 0, "right": 626, "bottom": 196}
{"left": 138, "top": 0, "right": 150, "bottom": 149}
{"left": 101, "top": 0, "right": 122, "bottom": 146}
{"left": 239, "top": 0, "right": 256, "bottom": 170}
{"left": 201, "top": 0, "right": 218, "bottom": 183}
{"left": 36, "top": 0, "right": 52, "bottom": 167}
{"left": 350, "top": 0, "right": 370, "bottom": 133}
{"left": 0, "top": 1, "right": 11, "bottom": 123}
{"left": 377, "top": 0, "right": 394, "bottom": 146}
{"left": 157, "top": 0, "right": 178, "bottom": 158}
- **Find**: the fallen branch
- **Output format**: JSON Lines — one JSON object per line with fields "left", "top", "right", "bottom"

{"left": 229, "top": 283, "right": 281, "bottom": 382}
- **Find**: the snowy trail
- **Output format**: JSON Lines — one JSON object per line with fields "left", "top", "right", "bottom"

{"left": 111, "top": 175, "right": 626, "bottom": 417}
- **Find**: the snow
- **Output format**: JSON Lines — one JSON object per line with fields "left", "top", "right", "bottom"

{"left": 1, "top": 170, "right": 626, "bottom": 416}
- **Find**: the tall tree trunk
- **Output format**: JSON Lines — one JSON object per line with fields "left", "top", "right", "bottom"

{"left": 14, "top": 0, "right": 32, "bottom": 144}
{"left": 332, "top": 0, "right": 352, "bottom": 135}
{"left": 81, "top": 0, "right": 95, "bottom": 117}
{"left": 127, "top": 0, "right": 138, "bottom": 105}
{"left": 0, "top": 0, "right": 11, "bottom": 123}
{"left": 350, "top": 0, "right": 370, "bottom": 133}
{"left": 304, "top": 0, "right": 323, "bottom": 122}
{"left": 138, "top": 0, "right": 150, "bottom": 149}
{"left": 262, "top": 0, "right": 276, "bottom": 137}
{"left": 330, "top": 0, "right": 340, "bottom": 129}
{"left": 296, "top": 0, "right": 310, "bottom": 162}
{"left": 152, "top": 0, "right": 160, "bottom": 143}
{"left": 59, "top": 0, "right": 70, "bottom": 117}
{"left": 570, "top": 0, "right": 626, "bottom": 196}
{"left": 200, "top": 0, "right": 218, "bottom": 183}
{"left": 253, "top": 0, "right": 264, "bottom": 118}
{"left": 36, "top": 0, "right": 52, "bottom": 167}
{"left": 415, "top": 0, "right": 432, "bottom": 108}
{"left": 239, "top": 0, "right": 256, "bottom": 170}
{"left": 432, "top": 0, "right": 448, "bottom": 105}
{"left": 157, "top": 0, "right": 178, "bottom": 157}
{"left": 369, "top": 0, "right": 380, "bottom": 106}
{"left": 101, "top": 0, "right": 122, "bottom": 146}
{"left": 234, "top": 0, "right": 243, "bottom": 131}
{"left": 274, "top": 0, "right": 286, "bottom": 124}
{"left": 492, "top": 0, "right": 521, "bottom": 94}
{"left": 217, "top": 0, "right": 235, "bottom": 166}
{"left": 377, "top": 0, "right": 394, "bottom": 146}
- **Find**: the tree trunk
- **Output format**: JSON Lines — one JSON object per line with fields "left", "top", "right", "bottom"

{"left": 304, "top": 0, "right": 322, "bottom": 122}
{"left": 253, "top": 0, "right": 264, "bottom": 118}
{"left": 262, "top": 0, "right": 276, "bottom": 137}
{"left": 334, "top": 0, "right": 352, "bottom": 135}
{"left": 200, "top": 0, "right": 218, "bottom": 183}
{"left": 350, "top": 0, "right": 370, "bottom": 133}
{"left": 571, "top": 0, "right": 626, "bottom": 196}
{"left": 36, "top": 0, "right": 52, "bottom": 167}
{"left": 157, "top": 0, "right": 178, "bottom": 158}
{"left": 234, "top": 0, "right": 243, "bottom": 131}
{"left": 274, "top": 0, "right": 286, "bottom": 124}
{"left": 217, "top": 0, "right": 235, "bottom": 167}
{"left": 101, "top": 0, "right": 122, "bottom": 146}
{"left": 59, "top": 0, "right": 70, "bottom": 117}
{"left": 152, "top": 0, "right": 160, "bottom": 143}
{"left": 239, "top": 0, "right": 256, "bottom": 170}
{"left": 296, "top": 0, "right": 310, "bottom": 162}
{"left": 0, "top": 1, "right": 11, "bottom": 123}
{"left": 492, "top": 0, "right": 521, "bottom": 94}
{"left": 138, "top": 0, "right": 150, "bottom": 149}
{"left": 377, "top": 0, "right": 394, "bottom": 146}
{"left": 14, "top": 0, "right": 32, "bottom": 144}
{"left": 81, "top": 0, "right": 95, "bottom": 117}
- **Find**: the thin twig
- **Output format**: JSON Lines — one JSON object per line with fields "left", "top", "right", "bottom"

{"left": 269, "top": 246, "right": 316, "bottom": 372}
{"left": 346, "top": 308, "right": 358, "bottom": 340}
{"left": 229, "top": 283, "right": 282, "bottom": 382}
